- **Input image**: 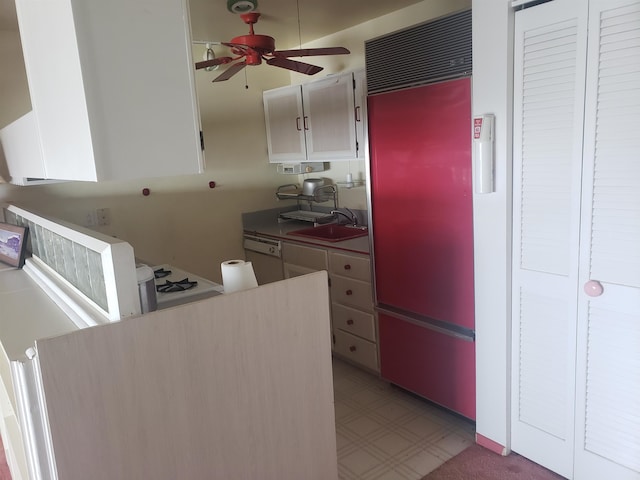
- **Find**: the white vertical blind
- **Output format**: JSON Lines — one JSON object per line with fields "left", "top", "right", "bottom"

{"left": 575, "top": 1, "right": 640, "bottom": 478}
{"left": 511, "top": 2, "right": 588, "bottom": 477}
{"left": 519, "top": 18, "right": 579, "bottom": 275}
{"left": 588, "top": 1, "right": 640, "bottom": 288}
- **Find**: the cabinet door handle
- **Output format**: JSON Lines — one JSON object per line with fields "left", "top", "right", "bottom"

{"left": 296, "top": 117, "right": 302, "bottom": 131}
{"left": 349, "top": 345, "right": 357, "bottom": 352}
{"left": 303, "top": 116, "right": 309, "bottom": 130}
{"left": 355, "top": 106, "right": 361, "bottom": 122}
{"left": 346, "top": 289, "right": 353, "bottom": 296}
{"left": 346, "top": 319, "right": 354, "bottom": 325}
{"left": 344, "top": 264, "right": 351, "bottom": 270}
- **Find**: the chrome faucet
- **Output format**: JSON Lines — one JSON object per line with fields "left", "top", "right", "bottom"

{"left": 331, "top": 208, "right": 358, "bottom": 226}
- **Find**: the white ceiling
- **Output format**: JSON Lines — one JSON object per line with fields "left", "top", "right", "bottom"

{"left": 1, "top": 0, "right": 426, "bottom": 44}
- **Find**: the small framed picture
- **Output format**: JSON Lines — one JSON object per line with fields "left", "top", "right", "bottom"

{"left": 0, "top": 222, "right": 29, "bottom": 268}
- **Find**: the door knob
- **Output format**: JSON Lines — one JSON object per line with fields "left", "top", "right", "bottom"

{"left": 584, "top": 280, "right": 604, "bottom": 297}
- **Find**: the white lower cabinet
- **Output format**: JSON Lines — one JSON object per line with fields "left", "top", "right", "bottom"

{"left": 282, "top": 242, "right": 378, "bottom": 372}
{"left": 329, "top": 251, "right": 378, "bottom": 372}
{"left": 282, "top": 243, "right": 328, "bottom": 276}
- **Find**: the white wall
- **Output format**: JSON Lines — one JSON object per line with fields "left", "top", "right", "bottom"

{"left": 472, "top": 0, "right": 513, "bottom": 452}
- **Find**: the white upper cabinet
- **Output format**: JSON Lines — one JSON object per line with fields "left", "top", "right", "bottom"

{"left": 353, "top": 70, "right": 367, "bottom": 160}
{"left": 263, "top": 85, "right": 307, "bottom": 163}
{"left": 13, "top": 0, "right": 204, "bottom": 182}
{"left": 263, "top": 71, "right": 363, "bottom": 163}
{"left": 0, "top": 110, "right": 46, "bottom": 183}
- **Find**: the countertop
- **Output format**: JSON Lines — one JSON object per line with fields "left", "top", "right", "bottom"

{"left": 0, "top": 266, "right": 78, "bottom": 363}
{"left": 243, "top": 208, "right": 370, "bottom": 255}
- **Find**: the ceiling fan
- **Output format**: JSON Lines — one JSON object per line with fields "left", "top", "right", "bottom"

{"left": 195, "top": 12, "right": 350, "bottom": 82}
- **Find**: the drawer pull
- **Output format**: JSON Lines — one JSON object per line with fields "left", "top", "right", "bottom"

{"left": 349, "top": 345, "right": 357, "bottom": 352}
{"left": 346, "top": 289, "right": 353, "bottom": 296}
{"left": 344, "top": 264, "right": 351, "bottom": 270}
{"left": 346, "top": 319, "right": 354, "bottom": 325}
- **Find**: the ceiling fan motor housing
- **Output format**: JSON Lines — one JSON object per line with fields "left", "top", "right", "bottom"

{"left": 230, "top": 34, "right": 275, "bottom": 54}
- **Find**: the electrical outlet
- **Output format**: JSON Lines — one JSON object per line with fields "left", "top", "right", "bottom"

{"left": 97, "top": 208, "right": 111, "bottom": 226}
{"left": 85, "top": 210, "right": 98, "bottom": 226}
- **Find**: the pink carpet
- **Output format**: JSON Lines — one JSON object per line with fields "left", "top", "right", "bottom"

{"left": 0, "top": 435, "right": 11, "bottom": 480}
{"left": 422, "top": 444, "right": 566, "bottom": 480}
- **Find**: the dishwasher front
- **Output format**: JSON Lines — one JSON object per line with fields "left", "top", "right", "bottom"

{"left": 243, "top": 234, "right": 284, "bottom": 285}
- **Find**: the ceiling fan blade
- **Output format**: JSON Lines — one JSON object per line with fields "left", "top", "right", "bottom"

{"left": 266, "top": 57, "right": 323, "bottom": 75}
{"left": 272, "top": 47, "right": 350, "bottom": 58}
{"left": 211, "top": 61, "right": 247, "bottom": 82}
{"left": 195, "top": 57, "right": 234, "bottom": 70}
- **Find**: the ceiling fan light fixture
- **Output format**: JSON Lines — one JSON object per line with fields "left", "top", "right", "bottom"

{"left": 227, "top": 0, "right": 258, "bottom": 14}
{"left": 203, "top": 44, "right": 219, "bottom": 71}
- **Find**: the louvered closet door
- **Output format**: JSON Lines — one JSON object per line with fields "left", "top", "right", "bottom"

{"left": 511, "top": 1, "right": 588, "bottom": 477}
{"left": 573, "top": 1, "right": 640, "bottom": 478}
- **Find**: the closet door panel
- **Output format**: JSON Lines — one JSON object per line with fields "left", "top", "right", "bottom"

{"left": 574, "top": 1, "right": 640, "bottom": 478}
{"left": 511, "top": 1, "right": 588, "bottom": 477}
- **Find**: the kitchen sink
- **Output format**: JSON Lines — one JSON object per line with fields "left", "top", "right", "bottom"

{"left": 287, "top": 224, "right": 369, "bottom": 242}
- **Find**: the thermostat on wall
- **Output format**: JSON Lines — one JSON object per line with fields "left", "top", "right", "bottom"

{"left": 276, "top": 162, "right": 326, "bottom": 174}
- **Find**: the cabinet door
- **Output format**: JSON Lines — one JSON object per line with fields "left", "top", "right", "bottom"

{"left": 511, "top": 1, "right": 588, "bottom": 477}
{"left": 15, "top": 0, "right": 204, "bottom": 181}
{"left": 263, "top": 86, "right": 307, "bottom": 163}
{"left": 282, "top": 243, "right": 328, "bottom": 271}
{"left": 353, "top": 70, "right": 367, "bottom": 159}
{"left": 0, "top": 111, "right": 46, "bottom": 182}
{"left": 302, "top": 74, "right": 357, "bottom": 161}
{"left": 573, "top": 1, "right": 640, "bottom": 478}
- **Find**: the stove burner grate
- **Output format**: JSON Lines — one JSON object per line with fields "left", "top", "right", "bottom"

{"left": 156, "top": 278, "right": 198, "bottom": 293}
{"left": 154, "top": 267, "right": 172, "bottom": 279}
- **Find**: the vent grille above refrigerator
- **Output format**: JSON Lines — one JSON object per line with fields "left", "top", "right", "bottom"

{"left": 365, "top": 9, "right": 472, "bottom": 94}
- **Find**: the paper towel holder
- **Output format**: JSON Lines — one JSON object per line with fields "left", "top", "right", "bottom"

{"left": 473, "top": 114, "right": 495, "bottom": 194}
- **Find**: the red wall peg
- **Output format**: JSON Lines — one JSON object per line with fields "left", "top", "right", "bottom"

{"left": 142, "top": 188, "right": 150, "bottom": 196}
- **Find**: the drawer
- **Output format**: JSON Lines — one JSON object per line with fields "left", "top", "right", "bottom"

{"left": 333, "top": 329, "right": 378, "bottom": 372}
{"left": 282, "top": 243, "right": 328, "bottom": 271}
{"left": 330, "top": 275, "right": 372, "bottom": 311}
{"left": 331, "top": 303, "right": 376, "bottom": 342}
{"left": 329, "top": 251, "right": 370, "bottom": 282}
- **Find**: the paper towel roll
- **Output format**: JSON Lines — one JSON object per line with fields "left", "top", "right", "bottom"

{"left": 221, "top": 259, "right": 258, "bottom": 293}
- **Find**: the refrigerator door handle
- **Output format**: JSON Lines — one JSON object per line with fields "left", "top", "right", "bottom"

{"left": 376, "top": 304, "right": 475, "bottom": 342}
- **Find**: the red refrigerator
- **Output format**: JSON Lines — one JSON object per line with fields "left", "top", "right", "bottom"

{"left": 368, "top": 77, "right": 475, "bottom": 420}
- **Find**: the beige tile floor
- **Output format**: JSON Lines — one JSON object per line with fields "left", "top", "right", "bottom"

{"left": 332, "top": 358, "right": 475, "bottom": 480}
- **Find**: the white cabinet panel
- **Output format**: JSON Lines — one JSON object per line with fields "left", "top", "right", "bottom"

{"left": 353, "top": 70, "right": 367, "bottom": 159}
{"left": 513, "top": 1, "right": 640, "bottom": 479}
{"left": 303, "top": 74, "right": 357, "bottom": 161}
{"left": 263, "top": 86, "right": 307, "bottom": 162}
{"left": 512, "top": 3, "right": 587, "bottom": 472}
{"left": 0, "top": 111, "right": 46, "bottom": 183}
{"left": 14, "top": 0, "right": 203, "bottom": 182}
{"left": 574, "top": 1, "right": 640, "bottom": 478}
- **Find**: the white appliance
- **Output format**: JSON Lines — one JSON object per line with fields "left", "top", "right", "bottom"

{"left": 152, "top": 264, "right": 223, "bottom": 309}
{"left": 243, "top": 235, "right": 284, "bottom": 285}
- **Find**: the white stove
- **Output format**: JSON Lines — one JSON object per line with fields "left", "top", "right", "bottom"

{"left": 152, "top": 264, "right": 223, "bottom": 310}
